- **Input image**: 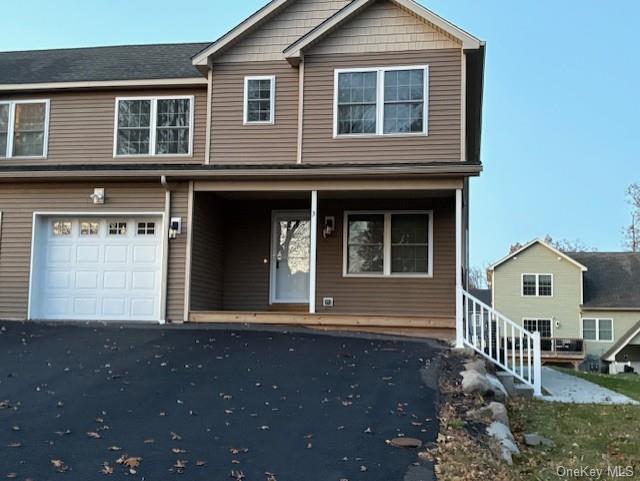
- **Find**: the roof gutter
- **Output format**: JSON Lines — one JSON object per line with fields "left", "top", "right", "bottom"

{"left": 0, "top": 163, "right": 483, "bottom": 181}
{"left": 0, "top": 77, "right": 207, "bottom": 92}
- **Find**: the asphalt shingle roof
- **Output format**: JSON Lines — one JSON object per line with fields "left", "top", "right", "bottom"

{"left": 0, "top": 42, "right": 210, "bottom": 84}
{"left": 470, "top": 288, "right": 492, "bottom": 307}
{"left": 568, "top": 252, "right": 640, "bottom": 309}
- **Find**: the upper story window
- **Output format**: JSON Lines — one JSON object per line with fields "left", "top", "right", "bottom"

{"left": 244, "top": 76, "right": 275, "bottom": 124}
{"left": 344, "top": 211, "right": 432, "bottom": 277}
{"left": 114, "top": 96, "right": 193, "bottom": 157}
{"left": 0, "top": 100, "right": 50, "bottom": 158}
{"left": 522, "top": 273, "right": 553, "bottom": 297}
{"left": 334, "top": 66, "right": 428, "bottom": 137}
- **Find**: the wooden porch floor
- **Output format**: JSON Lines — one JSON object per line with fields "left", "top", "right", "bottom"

{"left": 188, "top": 311, "right": 455, "bottom": 340}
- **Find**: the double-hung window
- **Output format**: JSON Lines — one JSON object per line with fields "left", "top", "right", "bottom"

{"left": 334, "top": 66, "right": 428, "bottom": 137}
{"left": 115, "top": 96, "right": 193, "bottom": 156}
{"left": 523, "top": 319, "right": 552, "bottom": 338}
{"left": 0, "top": 100, "right": 50, "bottom": 158}
{"left": 344, "top": 211, "right": 432, "bottom": 277}
{"left": 244, "top": 76, "right": 275, "bottom": 124}
{"left": 522, "top": 274, "right": 553, "bottom": 297}
{"left": 582, "top": 318, "right": 613, "bottom": 342}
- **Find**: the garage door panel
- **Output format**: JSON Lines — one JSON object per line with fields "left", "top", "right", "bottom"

{"left": 32, "top": 216, "right": 163, "bottom": 321}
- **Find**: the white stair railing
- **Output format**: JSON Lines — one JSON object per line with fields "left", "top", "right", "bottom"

{"left": 460, "top": 289, "right": 542, "bottom": 397}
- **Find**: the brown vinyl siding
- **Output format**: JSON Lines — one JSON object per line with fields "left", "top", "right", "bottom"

{"left": 166, "top": 183, "right": 189, "bottom": 321}
{"left": 302, "top": 49, "right": 462, "bottom": 163}
{"left": 0, "top": 182, "right": 188, "bottom": 321}
{"left": 190, "top": 194, "right": 224, "bottom": 311}
{"left": 210, "top": 61, "right": 299, "bottom": 164}
{"left": 0, "top": 88, "right": 207, "bottom": 165}
{"left": 316, "top": 196, "right": 455, "bottom": 318}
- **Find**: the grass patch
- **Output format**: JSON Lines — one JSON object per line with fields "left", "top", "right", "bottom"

{"left": 555, "top": 368, "right": 640, "bottom": 401}
{"left": 510, "top": 400, "right": 640, "bottom": 480}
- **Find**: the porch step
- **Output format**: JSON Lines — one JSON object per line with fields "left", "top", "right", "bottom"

{"left": 496, "top": 371, "right": 534, "bottom": 399}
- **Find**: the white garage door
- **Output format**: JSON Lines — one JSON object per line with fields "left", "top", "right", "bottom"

{"left": 30, "top": 216, "right": 163, "bottom": 321}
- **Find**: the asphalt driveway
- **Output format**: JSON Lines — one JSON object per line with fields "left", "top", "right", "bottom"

{"left": 0, "top": 322, "right": 442, "bottom": 480}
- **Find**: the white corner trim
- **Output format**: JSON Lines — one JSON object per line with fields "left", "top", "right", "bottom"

{"left": 0, "top": 78, "right": 207, "bottom": 92}
{"left": 604, "top": 323, "right": 640, "bottom": 361}
{"left": 243, "top": 75, "right": 276, "bottom": 125}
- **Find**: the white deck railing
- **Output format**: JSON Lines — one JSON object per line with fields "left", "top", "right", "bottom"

{"left": 459, "top": 289, "right": 542, "bottom": 397}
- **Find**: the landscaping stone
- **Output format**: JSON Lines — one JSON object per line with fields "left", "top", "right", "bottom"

{"left": 524, "top": 432, "right": 555, "bottom": 448}
{"left": 487, "top": 421, "right": 520, "bottom": 465}
{"left": 468, "top": 402, "right": 509, "bottom": 426}
{"left": 460, "top": 370, "right": 508, "bottom": 401}
{"left": 464, "top": 359, "right": 487, "bottom": 375}
{"left": 389, "top": 437, "right": 423, "bottom": 449}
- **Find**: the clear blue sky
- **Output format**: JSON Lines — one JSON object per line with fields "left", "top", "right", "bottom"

{"left": 2, "top": 1, "right": 638, "bottom": 267}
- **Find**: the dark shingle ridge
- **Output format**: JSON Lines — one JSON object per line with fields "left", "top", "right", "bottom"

{"left": 0, "top": 42, "right": 212, "bottom": 84}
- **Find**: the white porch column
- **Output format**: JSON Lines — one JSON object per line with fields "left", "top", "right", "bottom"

{"left": 309, "top": 190, "right": 318, "bottom": 314}
{"left": 455, "top": 188, "right": 464, "bottom": 348}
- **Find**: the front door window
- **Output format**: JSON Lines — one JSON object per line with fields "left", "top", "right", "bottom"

{"left": 271, "top": 213, "right": 310, "bottom": 304}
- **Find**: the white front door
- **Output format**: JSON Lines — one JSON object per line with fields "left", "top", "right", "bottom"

{"left": 30, "top": 215, "right": 163, "bottom": 321}
{"left": 270, "top": 211, "right": 311, "bottom": 304}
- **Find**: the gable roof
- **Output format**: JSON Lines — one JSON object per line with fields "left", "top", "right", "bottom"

{"left": 470, "top": 288, "right": 492, "bottom": 307}
{"left": 192, "top": 0, "right": 292, "bottom": 65}
{"left": 0, "top": 43, "right": 209, "bottom": 89}
{"left": 192, "top": 0, "right": 482, "bottom": 66}
{"left": 283, "top": 0, "right": 482, "bottom": 62}
{"left": 488, "top": 239, "right": 588, "bottom": 272}
{"left": 569, "top": 252, "right": 640, "bottom": 309}
{"left": 602, "top": 320, "right": 640, "bottom": 361}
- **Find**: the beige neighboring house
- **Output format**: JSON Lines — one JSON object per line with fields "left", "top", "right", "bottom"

{"left": 488, "top": 239, "right": 640, "bottom": 373}
{"left": 0, "top": 0, "right": 486, "bottom": 340}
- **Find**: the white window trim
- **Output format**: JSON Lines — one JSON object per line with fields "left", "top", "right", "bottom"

{"left": 522, "top": 318, "right": 554, "bottom": 338}
{"left": 521, "top": 273, "right": 554, "bottom": 297}
{"left": 342, "top": 210, "right": 433, "bottom": 279}
{"left": 581, "top": 318, "right": 614, "bottom": 343}
{"left": 333, "top": 65, "right": 429, "bottom": 139}
{"left": 113, "top": 95, "right": 194, "bottom": 158}
{"left": 243, "top": 75, "right": 276, "bottom": 125}
{"left": 0, "top": 99, "right": 50, "bottom": 159}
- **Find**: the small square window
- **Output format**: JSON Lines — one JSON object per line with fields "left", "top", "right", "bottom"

{"left": 52, "top": 221, "right": 72, "bottom": 236}
{"left": 598, "top": 319, "right": 613, "bottom": 342}
{"left": 108, "top": 222, "right": 127, "bottom": 236}
{"left": 583, "top": 319, "right": 597, "bottom": 341}
{"left": 137, "top": 222, "right": 156, "bottom": 235}
{"left": 80, "top": 222, "right": 99, "bottom": 236}
{"left": 245, "top": 76, "right": 275, "bottom": 124}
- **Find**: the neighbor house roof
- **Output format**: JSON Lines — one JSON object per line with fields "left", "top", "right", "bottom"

{"left": 601, "top": 320, "right": 640, "bottom": 362}
{"left": 0, "top": 42, "right": 209, "bottom": 90}
{"left": 568, "top": 252, "right": 640, "bottom": 309}
{"left": 488, "top": 239, "right": 588, "bottom": 272}
{"left": 470, "top": 289, "right": 492, "bottom": 307}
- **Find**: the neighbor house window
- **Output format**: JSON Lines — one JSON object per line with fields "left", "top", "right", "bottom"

{"left": 523, "top": 319, "right": 552, "bottom": 338}
{"left": 335, "top": 66, "right": 428, "bottom": 137}
{"left": 522, "top": 274, "right": 553, "bottom": 297}
{"left": 0, "top": 100, "right": 50, "bottom": 158}
{"left": 244, "top": 76, "right": 275, "bottom": 124}
{"left": 582, "top": 318, "right": 613, "bottom": 342}
{"left": 115, "top": 96, "right": 193, "bottom": 156}
{"left": 345, "top": 211, "right": 432, "bottom": 277}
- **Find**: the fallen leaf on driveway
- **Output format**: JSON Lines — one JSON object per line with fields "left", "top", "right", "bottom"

{"left": 107, "top": 446, "right": 121, "bottom": 451}
{"left": 123, "top": 457, "right": 141, "bottom": 469}
{"left": 6, "top": 474, "right": 17, "bottom": 479}
{"left": 143, "top": 438, "right": 155, "bottom": 444}
{"left": 87, "top": 432, "right": 101, "bottom": 439}
{"left": 171, "top": 447, "right": 186, "bottom": 454}
{"left": 6, "top": 442, "right": 22, "bottom": 448}
{"left": 195, "top": 460, "right": 206, "bottom": 467}
{"left": 170, "top": 431, "right": 182, "bottom": 441}
{"left": 231, "top": 470, "right": 245, "bottom": 480}
{"left": 266, "top": 472, "right": 277, "bottom": 481}
{"left": 101, "top": 463, "right": 114, "bottom": 475}
{"left": 388, "top": 437, "right": 423, "bottom": 448}
{"left": 51, "top": 459, "right": 70, "bottom": 472}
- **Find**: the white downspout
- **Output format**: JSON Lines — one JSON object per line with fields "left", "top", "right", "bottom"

{"left": 309, "top": 190, "right": 318, "bottom": 314}
{"left": 160, "top": 175, "right": 171, "bottom": 324}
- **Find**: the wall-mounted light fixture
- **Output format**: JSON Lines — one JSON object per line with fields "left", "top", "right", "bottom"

{"left": 322, "top": 216, "right": 336, "bottom": 238}
{"left": 89, "top": 188, "right": 105, "bottom": 204}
